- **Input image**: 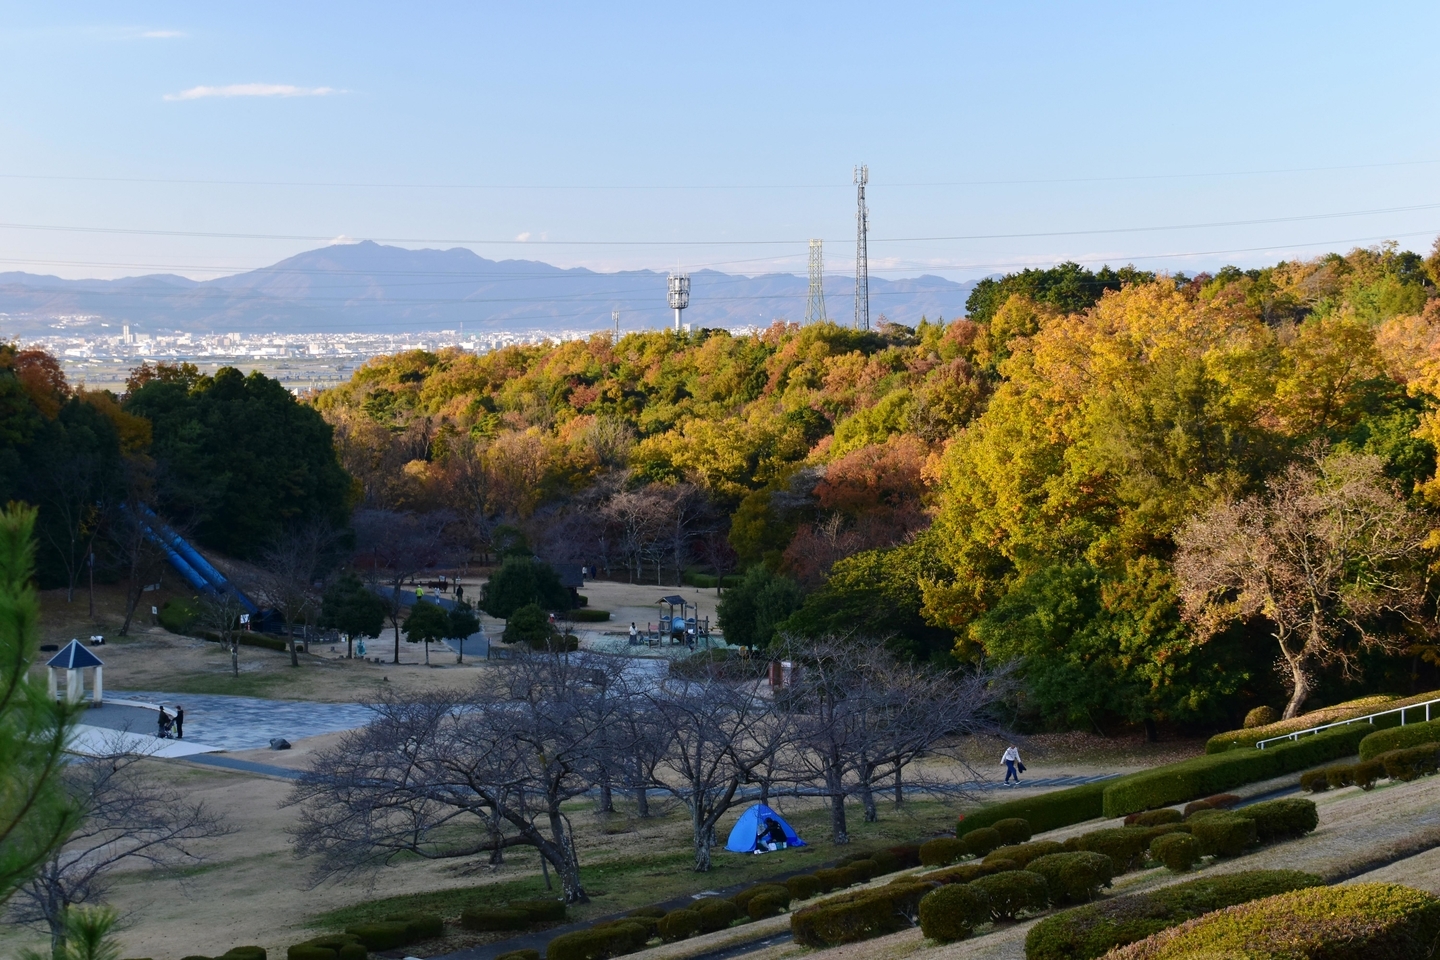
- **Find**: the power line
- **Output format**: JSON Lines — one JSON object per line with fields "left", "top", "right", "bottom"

{"left": 2, "top": 199, "right": 1438, "bottom": 247}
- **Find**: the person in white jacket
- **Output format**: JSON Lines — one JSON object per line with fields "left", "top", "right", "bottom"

{"left": 1002, "top": 745, "right": 1023, "bottom": 785}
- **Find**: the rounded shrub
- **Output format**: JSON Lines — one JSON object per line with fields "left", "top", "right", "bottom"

{"left": 786, "top": 874, "right": 821, "bottom": 901}
{"left": 1063, "top": 828, "right": 1151, "bottom": 874}
{"left": 626, "top": 905, "right": 666, "bottom": 919}
{"left": 1299, "top": 769, "right": 1331, "bottom": 793}
{"left": 496, "top": 951, "right": 541, "bottom": 960}
{"left": 985, "top": 840, "right": 1064, "bottom": 869}
{"left": 1126, "top": 809, "right": 1183, "bottom": 828}
{"left": 459, "top": 907, "right": 528, "bottom": 932}
{"left": 657, "top": 909, "right": 701, "bottom": 942}
{"left": 1026, "top": 852, "right": 1113, "bottom": 905}
{"left": 384, "top": 913, "right": 443, "bottom": 941}
{"left": 921, "top": 837, "right": 969, "bottom": 866}
{"left": 748, "top": 891, "right": 789, "bottom": 920}
{"left": 285, "top": 949, "right": 334, "bottom": 960}
{"left": 733, "top": 884, "right": 789, "bottom": 912}
{"left": 694, "top": 897, "right": 740, "bottom": 932}
{"left": 918, "top": 884, "right": 988, "bottom": 942}
{"left": 885, "top": 843, "right": 922, "bottom": 869}
{"left": 1325, "top": 764, "right": 1356, "bottom": 789}
{"left": 1149, "top": 833, "right": 1200, "bottom": 872}
{"left": 960, "top": 827, "right": 1003, "bottom": 858}
{"left": 848, "top": 858, "right": 880, "bottom": 882}
{"left": 220, "top": 949, "right": 266, "bottom": 960}
{"left": 1189, "top": 814, "right": 1256, "bottom": 858}
{"left": 926, "top": 862, "right": 992, "bottom": 886}
{"left": 970, "top": 870, "right": 1050, "bottom": 921}
{"left": 1244, "top": 706, "right": 1280, "bottom": 729}
{"left": 335, "top": 948, "right": 364, "bottom": 960}
{"left": 1243, "top": 798, "right": 1318, "bottom": 843}
{"left": 344, "top": 922, "right": 408, "bottom": 951}
{"left": 868, "top": 849, "right": 901, "bottom": 874}
{"left": 546, "top": 923, "right": 647, "bottom": 960}
{"left": 992, "top": 818, "right": 1033, "bottom": 844}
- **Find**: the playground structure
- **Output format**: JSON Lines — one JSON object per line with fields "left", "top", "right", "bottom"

{"left": 134, "top": 506, "right": 274, "bottom": 628}
{"left": 629, "top": 595, "right": 714, "bottom": 648}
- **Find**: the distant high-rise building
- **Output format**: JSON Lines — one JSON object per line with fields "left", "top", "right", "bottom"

{"left": 122, "top": 324, "right": 133, "bottom": 345}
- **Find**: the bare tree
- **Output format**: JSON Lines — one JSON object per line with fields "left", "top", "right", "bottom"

{"left": 1175, "top": 451, "right": 1432, "bottom": 719}
{"left": 8, "top": 747, "right": 227, "bottom": 957}
{"left": 257, "top": 522, "right": 338, "bottom": 667}
{"left": 777, "top": 637, "right": 1008, "bottom": 842}
{"left": 198, "top": 588, "right": 249, "bottom": 678}
{"left": 352, "top": 510, "right": 454, "bottom": 664}
{"left": 644, "top": 666, "right": 790, "bottom": 872}
{"left": 658, "top": 483, "right": 713, "bottom": 588}
{"left": 36, "top": 451, "right": 109, "bottom": 604}
{"left": 107, "top": 463, "right": 168, "bottom": 638}
{"left": 290, "top": 651, "right": 626, "bottom": 903}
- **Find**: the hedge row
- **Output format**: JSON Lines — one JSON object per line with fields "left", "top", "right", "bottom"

{"left": 462, "top": 899, "right": 565, "bottom": 932}
{"left": 285, "top": 934, "right": 367, "bottom": 960}
{"left": 1303, "top": 743, "right": 1440, "bottom": 792}
{"left": 1023, "top": 870, "right": 1323, "bottom": 960}
{"left": 1360, "top": 719, "right": 1440, "bottom": 760}
{"left": 1205, "top": 690, "right": 1440, "bottom": 753}
{"left": 956, "top": 780, "right": 1109, "bottom": 838}
{"left": 174, "top": 949, "right": 266, "bottom": 960}
{"left": 1107, "top": 883, "right": 1440, "bottom": 960}
{"left": 568, "top": 608, "right": 612, "bottom": 623}
{"left": 791, "top": 881, "right": 935, "bottom": 947}
{"left": 1101, "top": 726, "right": 1367, "bottom": 817}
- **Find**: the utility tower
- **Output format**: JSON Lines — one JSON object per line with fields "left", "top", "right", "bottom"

{"left": 612, "top": 309, "right": 620, "bottom": 342}
{"left": 854, "top": 164, "right": 869, "bottom": 331}
{"left": 668, "top": 273, "right": 690, "bottom": 332}
{"left": 805, "top": 239, "right": 827, "bottom": 324}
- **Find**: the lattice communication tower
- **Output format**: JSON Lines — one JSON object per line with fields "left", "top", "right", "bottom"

{"left": 854, "top": 164, "right": 869, "bottom": 331}
{"left": 805, "top": 239, "right": 827, "bottom": 324}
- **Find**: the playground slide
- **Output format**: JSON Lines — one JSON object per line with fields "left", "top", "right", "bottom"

{"left": 137, "top": 508, "right": 260, "bottom": 615}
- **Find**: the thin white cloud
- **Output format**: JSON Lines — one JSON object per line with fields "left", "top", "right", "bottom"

{"left": 164, "top": 83, "right": 343, "bottom": 101}
{"left": 516, "top": 232, "right": 532, "bottom": 242}
{"left": 141, "top": 30, "right": 185, "bottom": 39}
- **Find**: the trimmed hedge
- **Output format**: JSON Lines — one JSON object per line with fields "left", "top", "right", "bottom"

{"left": 985, "top": 840, "right": 1063, "bottom": 869}
{"left": 732, "top": 884, "right": 790, "bottom": 912}
{"left": 970, "top": 870, "right": 1049, "bottom": 921}
{"left": 1149, "top": 832, "right": 1199, "bottom": 872}
{"left": 1026, "top": 852, "right": 1112, "bottom": 905}
{"left": 657, "top": 909, "right": 701, "bottom": 942}
{"left": 1381, "top": 743, "right": 1440, "bottom": 782}
{"left": 886, "top": 843, "right": 922, "bottom": 869}
{"left": 1106, "top": 883, "right": 1440, "bottom": 960}
{"left": 957, "top": 780, "right": 1108, "bottom": 838}
{"left": 926, "top": 862, "right": 999, "bottom": 886}
{"left": 1023, "top": 869, "right": 1323, "bottom": 960}
{"left": 785, "top": 875, "right": 820, "bottom": 901}
{"left": 920, "top": 837, "right": 969, "bottom": 866}
{"left": 568, "top": 608, "right": 612, "bottom": 622}
{"left": 961, "top": 828, "right": 1002, "bottom": 858}
{"left": 345, "top": 922, "right": 409, "bottom": 951}
{"left": 1189, "top": 813, "right": 1257, "bottom": 857}
{"left": 497, "top": 951, "right": 541, "bottom": 960}
{"left": 694, "top": 897, "right": 740, "bottom": 932}
{"left": 382, "top": 913, "right": 443, "bottom": 941}
{"left": 1205, "top": 693, "right": 1413, "bottom": 753}
{"left": 1061, "top": 828, "right": 1150, "bottom": 874}
{"left": 626, "top": 906, "right": 666, "bottom": 919}
{"left": 1244, "top": 797, "right": 1318, "bottom": 843}
{"left": 545, "top": 922, "right": 649, "bottom": 960}
{"left": 789, "top": 882, "right": 933, "bottom": 948}
{"left": 1359, "top": 718, "right": 1440, "bottom": 759}
{"left": 1102, "top": 726, "right": 1367, "bottom": 817}
{"left": 847, "top": 858, "right": 880, "bottom": 882}
{"left": 460, "top": 907, "right": 528, "bottom": 931}
{"left": 1124, "top": 809, "right": 1182, "bottom": 828}
{"left": 749, "top": 892, "right": 789, "bottom": 920}
{"left": 813, "top": 866, "right": 859, "bottom": 892}
{"left": 511, "top": 899, "right": 566, "bottom": 922}
{"left": 918, "top": 884, "right": 988, "bottom": 943}
{"left": 992, "top": 818, "right": 1033, "bottom": 844}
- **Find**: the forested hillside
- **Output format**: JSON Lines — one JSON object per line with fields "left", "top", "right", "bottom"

{"left": 314, "top": 244, "right": 1440, "bottom": 729}
{"left": 11, "top": 243, "right": 1440, "bottom": 732}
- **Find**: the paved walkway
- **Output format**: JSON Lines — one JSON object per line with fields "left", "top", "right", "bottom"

{"left": 110, "top": 691, "right": 374, "bottom": 751}
{"left": 182, "top": 754, "right": 305, "bottom": 779}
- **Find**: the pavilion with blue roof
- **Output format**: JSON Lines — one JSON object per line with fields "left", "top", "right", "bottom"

{"left": 46, "top": 639, "right": 105, "bottom": 705}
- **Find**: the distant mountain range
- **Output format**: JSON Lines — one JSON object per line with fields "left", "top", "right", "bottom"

{"left": 1, "top": 241, "right": 980, "bottom": 337}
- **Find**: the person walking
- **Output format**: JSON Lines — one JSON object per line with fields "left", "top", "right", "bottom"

{"left": 174, "top": 705, "right": 184, "bottom": 740}
{"left": 455, "top": 583, "right": 464, "bottom": 603}
{"left": 1002, "top": 744, "right": 1023, "bottom": 785}
{"left": 629, "top": 622, "right": 638, "bottom": 645}
{"left": 157, "top": 707, "right": 171, "bottom": 740}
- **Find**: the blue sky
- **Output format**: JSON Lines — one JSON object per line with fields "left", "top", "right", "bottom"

{"left": 3, "top": 1, "right": 1440, "bottom": 282}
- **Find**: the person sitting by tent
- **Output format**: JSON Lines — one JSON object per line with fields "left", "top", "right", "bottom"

{"left": 724, "top": 803, "right": 806, "bottom": 855}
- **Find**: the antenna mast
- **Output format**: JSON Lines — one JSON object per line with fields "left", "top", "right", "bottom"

{"left": 667, "top": 273, "right": 690, "bottom": 332}
{"left": 805, "top": 239, "right": 827, "bottom": 324}
{"left": 612, "top": 309, "right": 620, "bottom": 342}
{"left": 854, "top": 164, "right": 869, "bottom": 331}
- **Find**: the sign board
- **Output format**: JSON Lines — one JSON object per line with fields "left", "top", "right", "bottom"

{"left": 150, "top": 606, "right": 158, "bottom": 616}
{"left": 239, "top": 613, "right": 250, "bottom": 624}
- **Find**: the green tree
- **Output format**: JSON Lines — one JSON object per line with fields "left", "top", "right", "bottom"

{"left": 481, "top": 555, "right": 570, "bottom": 619}
{"left": 716, "top": 565, "right": 804, "bottom": 649}
{"left": 401, "top": 599, "right": 450, "bottom": 665}
{"left": 502, "top": 603, "right": 553, "bottom": 647}
{"left": 447, "top": 600, "right": 481, "bottom": 663}
{"left": 0, "top": 504, "right": 81, "bottom": 908}
{"left": 318, "top": 572, "right": 386, "bottom": 659}
{"left": 124, "top": 365, "right": 352, "bottom": 558}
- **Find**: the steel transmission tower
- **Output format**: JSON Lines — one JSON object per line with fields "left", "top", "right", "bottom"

{"left": 668, "top": 273, "right": 690, "bottom": 332}
{"left": 805, "top": 239, "right": 827, "bottom": 324}
{"left": 854, "top": 164, "right": 869, "bottom": 330}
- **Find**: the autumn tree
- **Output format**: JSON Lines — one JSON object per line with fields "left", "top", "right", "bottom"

{"left": 1175, "top": 451, "right": 1432, "bottom": 719}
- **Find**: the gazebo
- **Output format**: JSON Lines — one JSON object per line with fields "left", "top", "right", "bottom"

{"left": 46, "top": 639, "right": 104, "bottom": 706}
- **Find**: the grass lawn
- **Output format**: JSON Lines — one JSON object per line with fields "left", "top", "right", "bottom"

{"left": 310, "top": 798, "right": 962, "bottom": 932}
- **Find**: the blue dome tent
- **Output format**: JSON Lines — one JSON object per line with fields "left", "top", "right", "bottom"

{"left": 724, "top": 803, "right": 806, "bottom": 854}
